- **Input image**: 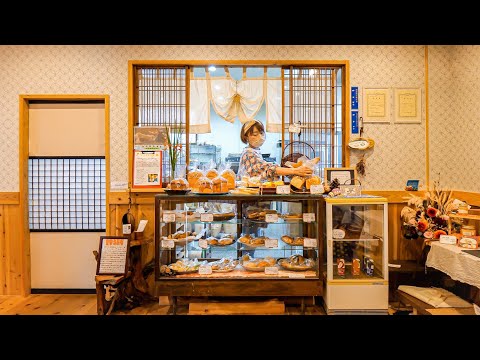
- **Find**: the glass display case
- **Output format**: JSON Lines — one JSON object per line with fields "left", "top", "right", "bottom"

{"left": 322, "top": 196, "right": 389, "bottom": 314}
{"left": 154, "top": 193, "right": 323, "bottom": 311}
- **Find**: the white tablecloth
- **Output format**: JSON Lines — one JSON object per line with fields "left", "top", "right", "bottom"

{"left": 426, "top": 242, "right": 480, "bottom": 289}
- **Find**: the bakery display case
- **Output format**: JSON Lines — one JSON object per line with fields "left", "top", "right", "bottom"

{"left": 322, "top": 196, "right": 389, "bottom": 314}
{"left": 154, "top": 193, "right": 323, "bottom": 310}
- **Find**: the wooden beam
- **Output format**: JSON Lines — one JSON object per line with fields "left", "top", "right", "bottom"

{"left": 0, "top": 193, "right": 19, "bottom": 205}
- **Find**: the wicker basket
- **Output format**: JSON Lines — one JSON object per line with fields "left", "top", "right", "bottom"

{"left": 280, "top": 141, "right": 316, "bottom": 167}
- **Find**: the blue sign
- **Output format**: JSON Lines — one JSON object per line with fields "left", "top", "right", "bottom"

{"left": 351, "top": 87, "right": 358, "bottom": 110}
{"left": 351, "top": 111, "right": 359, "bottom": 134}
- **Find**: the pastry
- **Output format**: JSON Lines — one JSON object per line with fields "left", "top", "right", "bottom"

{"left": 206, "top": 169, "right": 218, "bottom": 180}
{"left": 220, "top": 169, "right": 236, "bottom": 190}
{"left": 306, "top": 175, "right": 321, "bottom": 190}
{"left": 197, "top": 176, "right": 213, "bottom": 193}
{"left": 169, "top": 177, "right": 189, "bottom": 190}
{"left": 290, "top": 176, "right": 305, "bottom": 189}
{"left": 187, "top": 169, "right": 203, "bottom": 190}
{"left": 212, "top": 175, "right": 228, "bottom": 193}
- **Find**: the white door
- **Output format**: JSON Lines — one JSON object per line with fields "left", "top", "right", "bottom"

{"left": 28, "top": 102, "right": 106, "bottom": 289}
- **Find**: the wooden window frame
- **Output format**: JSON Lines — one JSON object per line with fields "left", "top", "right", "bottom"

{"left": 128, "top": 60, "right": 350, "bottom": 191}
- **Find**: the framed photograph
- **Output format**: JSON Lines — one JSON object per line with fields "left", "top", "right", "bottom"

{"left": 96, "top": 236, "right": 130, "bottom": 276}
{"left": 394, "top": 88, "right": 421, "bottom": 123}
{"left": 134, "top": 126, "right": 168, "bottom": 151}
{"left": 363, "top": 88, "right": 390, "bottom": 123}
{"left": 405, "top": 179, "right": 420, "bottom": 191}
{"left": 324, "top": 167, "right": 357, "bottom": 185}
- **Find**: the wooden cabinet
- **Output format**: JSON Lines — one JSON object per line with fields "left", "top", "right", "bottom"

{"left": 154, "top": 193, "right": 324, "bottom": 311}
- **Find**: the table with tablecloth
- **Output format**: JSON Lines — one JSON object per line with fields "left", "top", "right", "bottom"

{"left": 426, "top": 241, "right": 480, "bottom": 289}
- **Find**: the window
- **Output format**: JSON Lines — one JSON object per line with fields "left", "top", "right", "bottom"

{"left": 132, "top": 63, "right": 345, "bottom": 181}
{"left": 28, "top": 157, "right": 106, "bottom": 231}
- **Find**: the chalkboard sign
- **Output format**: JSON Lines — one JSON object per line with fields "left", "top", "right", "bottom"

{"left": 96, "top": 236, "right": 130, "bottom": 276}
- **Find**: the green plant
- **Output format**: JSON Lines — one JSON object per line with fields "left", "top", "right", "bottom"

{"left": 165, "top": 124, "right": 184, "bottom": 177}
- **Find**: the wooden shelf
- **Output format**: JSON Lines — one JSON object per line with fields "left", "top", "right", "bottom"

{"left": 448, "top": 213, "right": 480, "bottom": 220}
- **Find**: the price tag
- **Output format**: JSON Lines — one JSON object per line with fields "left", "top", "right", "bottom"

{"left": 265, "top": 238, "right": 278, "bottom": 248}
{"left": 122, "top": 224, "right": 131, "bottom": 235}
{"left": 265, "top": 266, "right": 279, "bottom": 275}
{"left": 288, "top": 124, "right": 301, "bottom": 133}
{"left": 304, "top": 238, "right": 317, "bottom": 248}
{"left": 332, "top": 229, "right": 345, "bottom": 239}
{"left": 265, "top": 213, "right": 278, "bottom": 223}
{"left": 288, "top": 273, "right": 306, "bottom": 279}
{"left": 198, "top": 265, "right": 212, "bottom": 275}
{"left": 200, "top": 213, "right": 213, "bottom": 222}
{"left": 161, "top": 239, "right": 175, "bottom": 249}
{"left": 198, "top": 239, "right": 208, "bottom": 249}
{"left": 163, "top": 213, "right": 176, "bottom": 223}
{"left": 276, "top": 185, "right": 290, "bottom": 194}
{"left": 303, "top": 213, "right": 315, "bottom": 222}
{"left": 310, "top": 184, "right": 324, "bottom": 194}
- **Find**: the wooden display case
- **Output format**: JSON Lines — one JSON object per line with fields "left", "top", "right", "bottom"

{"left": 154, "top": 193, "right": 324, "bottom": 311}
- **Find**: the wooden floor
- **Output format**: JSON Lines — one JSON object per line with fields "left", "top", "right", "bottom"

{"left": 0, "top": 294, "right": 325, "bottom": 315}
{"left": 1, "top": 294, "right": 475, "bottom": 315}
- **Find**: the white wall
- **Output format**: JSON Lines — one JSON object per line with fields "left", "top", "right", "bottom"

{"left": 30, "top": 232, "right": 102, "bottom": 289}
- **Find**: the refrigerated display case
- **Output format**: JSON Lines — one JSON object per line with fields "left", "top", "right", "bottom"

{"left": 323, "top": 196, "right": 389, "bottom": 314}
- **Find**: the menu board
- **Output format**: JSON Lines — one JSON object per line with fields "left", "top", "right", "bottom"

{"left": 96, "top": 236, "right": 130, "bottom": 275}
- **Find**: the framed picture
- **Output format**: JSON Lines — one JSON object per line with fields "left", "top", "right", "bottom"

{"left": 405, "top": 179, "right": 420, "bottom": 191}
{"left": 324, "top": 167, "right": 357, "bottom": 185}
{"left": 394, "top": 88, "right": 421, "bottom": 123}
{"left": 96, "top": 236, "right": 130, "bottom": 276}
{"left": 363, "top": 88, "right": 390, "bottom": 123}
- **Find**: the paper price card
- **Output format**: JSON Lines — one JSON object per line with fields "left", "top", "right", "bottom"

{"left": 161, "top": 239, "right": 175, "bottom": 249}
{"left": 198, "top": 265, "right": 212, "bottom": 275}
{"left": 303, "top": 213, "right": 315, "bottom": 222}
{"left": 310, "top": 185, "right": 324, "bottom": 194}
{"left": 122, "top": 224, "right": 131, "bottom": 235}
{"left": 288, "top": 273, "right": 306, "bottom": 279}
{"left": 276, "top": 185, "right": 290, "bottom": 194}
{"left": 265, "top": 267, "right": 279, "bottom": 275}
{"left": 304, "top": 238, "right": 317, "bottom": 248}
{"left": 265, "top": 238, "right": 278, "bottom": 248}
{"left": 200, "top": 213, "right": 213, "bottom": 222}
{"left": 265, "top": 213, "right": 278, "bottom": 223}
{"left": 198, "top": 239, "right": 208, "bottom": 249}
{"left": 163, "top": 213, "right": 176, "bottom": 223}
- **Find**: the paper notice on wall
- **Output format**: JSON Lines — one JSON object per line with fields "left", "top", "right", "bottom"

{"left": 133, "top": 151, "right": 162, "bottom": 187}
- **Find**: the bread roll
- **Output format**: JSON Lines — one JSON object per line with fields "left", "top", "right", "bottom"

{"left": 306, "top": 175, "right": 321, "bottom": 190}
{"left": 212, "top": 175, "right": 228, "bottom": 193}
{"left": 170, "top": 178, "right": 189, "bottom": 190}
{"left": 220, "top": 169, "right": 236, "bottom": 190}
{"left": 206, "top": 169, "right": 218, "bottom": 180}
{"left": 290, "top": 176, "right": 305, "bottom": 189}
{"left": 197, "top": 176, "right": 213, "bottom": 193}
{"left": 187, "top": 169, "right": 203, "bottom": 190}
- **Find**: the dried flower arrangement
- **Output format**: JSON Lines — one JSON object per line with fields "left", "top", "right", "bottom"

{"left": 400, "top": 181, "right": 454, "bottom": 241}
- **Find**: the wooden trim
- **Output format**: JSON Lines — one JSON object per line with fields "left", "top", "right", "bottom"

{"left": 128, "top": 63, "right": 134, "bottom": 191}
{"left": 129, "top": 60, "right": 350, "bottom": 67}
{"left": 18, "top": 94, "right": 109, "bottom": 296}
{"left": 452, "top": 191, "right": 480, "bottom": 207}
{"left": 19, "top": 94, "right": 108, "bottom": 100}
{"left": 0, "top": 193, "right": 19, "bottom": 205}
{"left": 18, "top": 96, "right": 30, "bottom": 295}
{"left": 363, "top": 190, "right": 427, "bottom": 203}
{"left": 185, "top": 66, "right": 190, "bottom": 172}
{"left": 425, "top": 46, "right": 430, "bottom": 189}
{"left": 104, "top": 96, "right": 111, "bottom": 235}
{"left": 344, "top": 60, "right": 350, "bottom": 167}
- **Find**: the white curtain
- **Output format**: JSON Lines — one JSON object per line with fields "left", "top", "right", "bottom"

{"left": 189, "top": 78, "right": 211, "bottom": 134}
{"left": 189, "top": 68, "right": 282, "bottom": 133}
{"left": 266, "top": 78, "right": 282, "bottom": 133}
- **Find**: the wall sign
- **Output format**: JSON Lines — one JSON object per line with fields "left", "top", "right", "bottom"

{"left": 96, "top": 236, "right": 130, "bottom": 276}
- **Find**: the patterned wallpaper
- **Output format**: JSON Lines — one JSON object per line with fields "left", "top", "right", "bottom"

{"left": 429, "top": 46, "right": 480, "bottom": 192}
{"left": 0, "top": 45, "right": 428, "bottom": 191}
